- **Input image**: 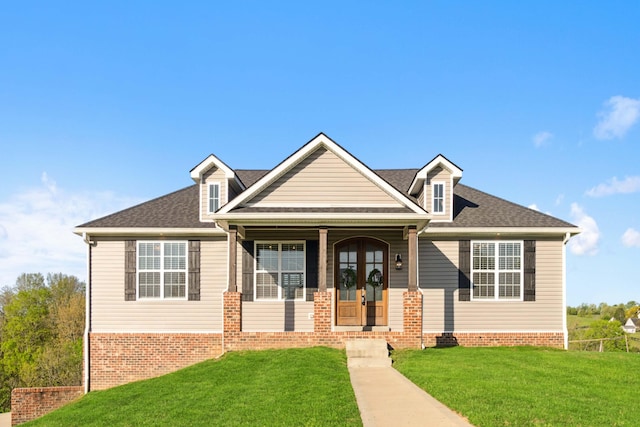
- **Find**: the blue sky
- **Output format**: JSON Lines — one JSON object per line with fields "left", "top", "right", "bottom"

{"left": 1, "top": 1, "right": 638, "bottom": 306}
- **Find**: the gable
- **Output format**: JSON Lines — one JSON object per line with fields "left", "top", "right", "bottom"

{"left": 245, "top": 147, "right": 403, "bottom": 208}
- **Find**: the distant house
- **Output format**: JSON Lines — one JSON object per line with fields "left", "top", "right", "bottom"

{"left": 623, "top": 318, "right": 640, "bottom": 333}
{"left": 74, "top": 133, "right": 580, "bottom": 391}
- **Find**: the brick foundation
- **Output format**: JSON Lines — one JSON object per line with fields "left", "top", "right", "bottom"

{"left": 86, "top": 292, "right": 565, "bottom": 391}
{"left": 11, "top": 386, "right": 83, "bottom": 426}
{"left": 89, "top": 332, "right": 222, "bottom": 390}
{"left": 423, "top": 332, "right": 565, "bottom": 348}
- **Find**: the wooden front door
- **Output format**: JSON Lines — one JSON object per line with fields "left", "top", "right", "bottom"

{"left": 335, "top": 238, "right": 388, "bottom": 326}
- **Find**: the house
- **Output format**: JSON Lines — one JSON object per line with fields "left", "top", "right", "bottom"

{"left": 623, "top": 318, "right": 640, "bottom": 333}
{"left": 74, "top": 133, "right": 580, "bottom": 391}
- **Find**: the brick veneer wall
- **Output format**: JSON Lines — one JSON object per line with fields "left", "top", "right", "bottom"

{"left": 11, "top": 386, "right": 83, "bottom": 426}
{"left": 86, "top": 291, "right": 565, "bottom": 391}
{"left": 424, "top": 332, "right": 565, "bottom": 348}
{"left": 89, "top": 333, "right": 222, "bottom": 390}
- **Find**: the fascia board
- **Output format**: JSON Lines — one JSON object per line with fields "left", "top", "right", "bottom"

{"left": 420, "top": 227, "right": 582, "bottom": 237}
{"left": 215, "top": 213, "right": 430, "bottom": 228}
{"left": 190, "top": 154, "right": 244, "bottom": 189}
{"left": 73, "top": 227, "right": 228, "bottom": 237}
{"left": 409, "top": 154, "right": 463, "bottom": 195}
{"left": 219, "top": 133, "right": 426, "bottom": 215}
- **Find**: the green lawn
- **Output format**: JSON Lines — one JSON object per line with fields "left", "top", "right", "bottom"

{"left": 393, "top": 346, "right": 640, "bottom": 427}
{"left": 25, "top": 346, "right": 640, "bottom": 426}
{"left": 25, "top": 347, "right": 362, "bottom": 427}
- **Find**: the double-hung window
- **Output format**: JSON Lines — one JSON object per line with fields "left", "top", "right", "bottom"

{"left": 208, "top": 183, "right": 220, "bottom": 213}
{"left": 138, "top": 241, "right": 188, "bottom": 299}
{"left": 255, "top": 242, "right": 305, "bottom": 300}
{"left": 471, "top": 241, "right": 522, "bottom": 300}
{"left": 432, "top": 182, "right": 444, "bottom": 214}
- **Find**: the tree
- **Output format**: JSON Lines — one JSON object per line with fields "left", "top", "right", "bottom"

{"left": 0, "top": 273, "right": 85, "bottom": 412}
{"left": 583, "top": 319, "right": 626, "bottom": 352}
{"left": 626, "top": 305, "right": 640, "bottom": 320}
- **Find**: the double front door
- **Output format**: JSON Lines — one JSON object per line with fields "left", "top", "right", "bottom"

{"left": 335, "top": 238, "right": 388, "bottom": 326}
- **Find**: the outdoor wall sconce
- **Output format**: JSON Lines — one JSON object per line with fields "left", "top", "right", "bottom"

{"left": 395, "top": 253, "right": 403, "bottom": 270}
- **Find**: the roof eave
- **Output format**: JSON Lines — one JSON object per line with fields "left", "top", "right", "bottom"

{"left": 215, "top": 213, "right": 430, "bottom": 229}
{"left": 420, "top": 227, "right": 582, "bottom": 238}
{"left": 74, "top": 227, "right": 228, "bottom": 237}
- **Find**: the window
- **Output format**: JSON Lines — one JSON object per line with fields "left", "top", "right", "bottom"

{"left": 208, "top": 183, "right": 220, "bottom": 213}
{"left": 138, "top": 241, "right": 187, "bottom": 299}
{"left": 432, "top": 182, "right": 444, "bottom": 214}
{"left": 471, "top": 241, "right": 522, "bottom": 300}
{"left": 255, "top": 242, "right": 305, "bottom": 300}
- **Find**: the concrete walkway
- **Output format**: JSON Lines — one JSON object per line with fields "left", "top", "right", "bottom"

{"left": 0, "top": 412, "right": 10, "bottom": 427}
{"left": 349, "top": 366, "right": 474, "bottom": 427}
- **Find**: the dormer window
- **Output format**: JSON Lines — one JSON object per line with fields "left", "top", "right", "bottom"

{"left": 432, "top": 182, "right": 445, "bottom": 214}
{"left": 208, "top": 183, "right": 220, "bottom": 213}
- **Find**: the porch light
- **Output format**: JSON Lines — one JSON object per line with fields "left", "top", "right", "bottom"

{"left": 395, "top": 254, "right": 403, "bottom": 270}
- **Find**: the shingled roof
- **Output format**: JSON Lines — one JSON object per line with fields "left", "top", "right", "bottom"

{"left": 78, "top": 185, "right": 217, "bottom": 229}
{"left": 78, "top": 168, "right": 575, "bottom": 230}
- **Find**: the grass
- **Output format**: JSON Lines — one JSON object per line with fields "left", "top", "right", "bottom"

{"left": 25, "top": 347, "right": 362, "bottom": 427}
{"left": 393, "top": 346, "right": 640, "bottom": 427}
{"left": 566, "top": 313, "right": 600, "bottom": 330}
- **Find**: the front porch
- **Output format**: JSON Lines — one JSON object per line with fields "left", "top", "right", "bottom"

{"left": 222, "top": 224, "right": 423, "bottom": 349}
{"left": 222, "top": 290, "right": 423, "bottom": 351}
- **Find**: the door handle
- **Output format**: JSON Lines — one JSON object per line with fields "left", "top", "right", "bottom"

{"left": 361, "top": 293, "right": 366, "bottom": 306}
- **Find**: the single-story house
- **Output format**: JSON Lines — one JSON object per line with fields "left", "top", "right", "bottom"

{"left": 74, "top": 133, "right": 580, "bottom": 391}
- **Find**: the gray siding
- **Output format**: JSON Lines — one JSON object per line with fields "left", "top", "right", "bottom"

{"left": 242, "top": 301, "right": 314, "bottom": 332}
{"left": 248, "top": 147, "right": 402, "bottom": 207}
{"left": 91, "top": 237, "right": 227, "bottom": 332}
{"left": 420, "top": 238, "right": 564, "bottom": 332}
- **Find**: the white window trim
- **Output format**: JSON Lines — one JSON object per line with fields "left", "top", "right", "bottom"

{"left": 137, "top": 240, "right": 189, "bottom": 300}
{"left": 470, "top": 240, "right": 524, "bottom": 302}
{"left": 432, "top": 181, "right": 445, "bottom": 215}
{"left": 208, "top": 182, "right": 221, "bottom": 214}
{"left": 254, "top": 241, "right": 306, "bottom": 301}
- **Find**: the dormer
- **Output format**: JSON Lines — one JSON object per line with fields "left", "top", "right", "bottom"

{"left": 190, "top": 154, "right": 245, "bottom": 222}
{"left": 408, "top": 154, "right": 462, "bottom": 222}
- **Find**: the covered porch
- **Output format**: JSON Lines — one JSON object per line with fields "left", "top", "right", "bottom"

{"left": 220, "top": 219, "right": 425, "bottom": 350}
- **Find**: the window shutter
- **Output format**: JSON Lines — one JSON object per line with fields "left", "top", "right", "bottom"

{"left": 241, "top": 241, "right": 254, "bottom": 301}
{"left": 124, "top": 240, "right": 137, "bottom": 301}
{"left": 523, "top": 240, "right": 536, "bottom": 301}
{"left": 458, "top": 240, "right": 471, "bottom": 301}
{"left": 306, "top": 240, "right": 319, "bottom": 301}
{"left": 188, "top": 240, "right": 201, "bottom": 301}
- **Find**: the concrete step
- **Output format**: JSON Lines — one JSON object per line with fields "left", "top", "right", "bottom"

{"left": 346, "top": 339, "right": 391, "bottom": 368}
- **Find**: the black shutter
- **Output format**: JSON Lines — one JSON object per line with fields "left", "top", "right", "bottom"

{"left": 124, "top": 240, "right": 137, "bottom": 301}
{"left": 241, "top": 241, "right": 254, "bottom": 301}
{"left": 188, "top": 240, "right": 201, "bottom": 301}
{"left": 523, "top": 240, "right": 536, "bottom": 301}
{"left": 306, "top": 240, "right": 319, "bottom": 301}
{"left": 458, "top": 240, "right": 471, "bottom": 301}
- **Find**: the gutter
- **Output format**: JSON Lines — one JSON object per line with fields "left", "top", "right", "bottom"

{"left": 562, "top": 232, "right": 571, "bottom": 350}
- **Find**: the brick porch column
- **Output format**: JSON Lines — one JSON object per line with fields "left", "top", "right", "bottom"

{"left": 314, "top": 291, "right": 332, "bottom": 334}
{"left": 224, "top": 291, "right": 242, "bottom": 350}
{"left": 403, "top": 291, "right": 423, "bottom": 348}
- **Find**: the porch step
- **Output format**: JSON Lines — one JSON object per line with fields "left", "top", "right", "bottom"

{"left": 346, "top": 339, "right": 391, "bottom": 368}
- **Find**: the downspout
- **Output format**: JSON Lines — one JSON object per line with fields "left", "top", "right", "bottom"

{"left": 416, "top": 229, "right": 425, "bottom": 350}
{"left": 82, "top": 233, "right": 93, "bottom": 393}
{"left": 562, "top": 232, "right": 570, "bottom": 350}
